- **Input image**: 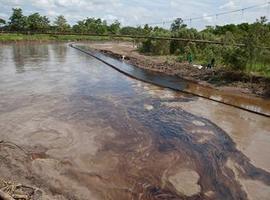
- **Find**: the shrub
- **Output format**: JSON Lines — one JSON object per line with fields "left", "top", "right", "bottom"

{"left": 222, "top": 47, "right": 248, "bottom": 70}
{"left": 140, "top": 39, "right": 170, "bottom": 55}
{"left": 176, "top": 54, "right": 186, "bottom": 62}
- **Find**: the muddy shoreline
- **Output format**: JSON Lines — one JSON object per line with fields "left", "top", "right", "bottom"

{"left": 89, "top": 42, "right": 270, "bottom": 98}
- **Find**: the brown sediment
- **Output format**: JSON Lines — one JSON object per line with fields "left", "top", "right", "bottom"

{"left": 0, "top": 43, "right": 270, "bottom": 200}
{"left": 167, "top": 168, "right": 201, "bottom": 196}
{"left": 226, "top": 159, "right": 270, "bottom": 200}
{"left": 123, "top": 97, "right": 270, "bottom": 199}
{"left": 162, "top": 97, "right": 270, "bottom": 173}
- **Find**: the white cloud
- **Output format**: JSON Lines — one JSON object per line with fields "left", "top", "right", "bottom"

{"left": 203, "top": 13, "right": 213, "bottom": 23}
{"left": 170, "top": 0, "right": 178, "bottom": 7}
{"left": 219, "top": 1, "right": 236, "bottom": 9}
{"left": 0, "top": 12, "right": 8, "bottom": 19}
{"left": 0, "top": 0, "right": 268, "bottom": 29}
{"left": 103, "top": 14, "right": 124, "bottom": 24}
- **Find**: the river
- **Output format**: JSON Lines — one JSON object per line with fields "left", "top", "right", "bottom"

{"left": 0, "top": 43, "right": 269, "bottom": 200}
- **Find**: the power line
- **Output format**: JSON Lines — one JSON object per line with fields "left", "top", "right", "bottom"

{"left": 137, "top": 2, "right": 270, "bottom": 27}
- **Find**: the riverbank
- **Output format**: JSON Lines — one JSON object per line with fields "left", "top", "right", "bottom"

{"left": 89, "top": 41, "right": 270, "bottom": 98}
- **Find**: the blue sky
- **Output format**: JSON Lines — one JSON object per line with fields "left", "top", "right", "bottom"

{"left": 0, "top": 0, "right": 269, "bottom": 29}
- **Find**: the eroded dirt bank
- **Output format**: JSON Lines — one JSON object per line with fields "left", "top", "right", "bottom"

{"left": 89, "top": 41, "right": 270, "bottom": 98}
{"left": 0, "top": 43, "right": 270, "bottom": 200}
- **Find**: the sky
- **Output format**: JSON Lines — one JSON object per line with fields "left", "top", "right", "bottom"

{"left": 0, "top": 0, "right": 269, "bottom": 29}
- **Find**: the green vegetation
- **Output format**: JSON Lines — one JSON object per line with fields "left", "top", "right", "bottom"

{"left": 1, "top": 8, "right": 122, "bottom": 34}
{"left": 0, "top": 8, "right": 270, "bottom": 76}
{"left": 138, "top": 18, "right": 270, "bottom": 77}
{"left": 0, "top": 18, "right": 5, "bottom": 27}
{"left": 0, "top": 33, "right": 110, "bottom": 42}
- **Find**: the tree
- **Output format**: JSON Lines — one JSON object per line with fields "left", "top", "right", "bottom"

{"left": 202, "top": 26, "right": 215, "bottom": 34}
{"left": 72, "top": 17, "right": 108, "bottom": 34}
{"left": 214, "top": 24, "right": 237, "bottom": 35}
{"left": 171, "top": 18, "right": 187, "bottom": 32}
{"left": 72, "top": 20, "right": 85, "bottom": 33}
{"left": 27, "top": 13, "right": 50, "bottom": 32}
{"left": 222, "top": 47, "right": 248, "bottom": 70}
{"left": 238, "top": 23, "right": 249, "bottom": 32}
{"left": 0, "top": 18, "right": 5, "bottom": 28}
{"left": 143, "top": 24, "right": 152, "bottom": 34}
{"left": 223, "top": 31, "right": 235, "bottom": 45}
{"left": 257, "top": 16, "right": 268, "bottom": 24}
{"left": 9, "top": 8, "right": 28, "bottom": 31}
{"left": 108, "top": 20, "right": 120, "bottom": 34}
{"left": 120, "top": 26, "right": 139, "bottom": 35}
{"left": 54, "top": 15, "right": 70, "bottom": 32}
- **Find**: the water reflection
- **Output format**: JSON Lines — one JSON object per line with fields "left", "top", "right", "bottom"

{"left": 51, "top": 43, "right": 67, "bottom": 63}
{"left": 12, "top": 43, "right": 49, "bottom": 73}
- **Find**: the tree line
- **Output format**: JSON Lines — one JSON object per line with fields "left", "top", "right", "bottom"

{"left": 0, "top": 8, "right": 146, "bottom": 35}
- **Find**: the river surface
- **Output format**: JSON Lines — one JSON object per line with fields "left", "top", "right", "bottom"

{"left": 0, "top": 43, "right": 270, "bottom": 200}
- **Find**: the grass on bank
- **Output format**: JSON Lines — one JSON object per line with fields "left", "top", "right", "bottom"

{"left": 0, "top": 33, "right": 136, "bottom": 42}
{"left": 0, "top": 33, "right": 111, "bottom": 42}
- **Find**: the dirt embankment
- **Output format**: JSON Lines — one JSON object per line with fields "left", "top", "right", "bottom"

{"left": 89, "top": 41, "right": 270, "bottom": 98}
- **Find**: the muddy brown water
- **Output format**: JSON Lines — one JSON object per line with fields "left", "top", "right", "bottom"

{"left": 0, "top": 43, "right": 270, "bottom": 200}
